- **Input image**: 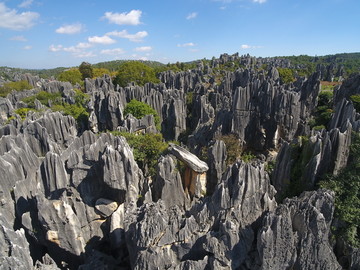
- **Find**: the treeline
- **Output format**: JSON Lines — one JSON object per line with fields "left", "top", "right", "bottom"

{"left": 278, "top": 52, "right": 360, "bottom": 77}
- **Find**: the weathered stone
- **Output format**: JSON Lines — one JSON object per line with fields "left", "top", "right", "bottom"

{"left": 257, "top": 190, "right": 341, "bottom": 270}
{"left": 152, "top": 155, "right": 189, "bottom": 209}
{"left": 41, "top": 152, "right": 69, "bottom": 197}
{"left": 0, "top": 214, "right": 33, "bottom": 270}
{"left": 169, "top": 144, "right": 209, "bottom": 173}
{"left": 95, "top": 198, "right": 118, "bottom": 217}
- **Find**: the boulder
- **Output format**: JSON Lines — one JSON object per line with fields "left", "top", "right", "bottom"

{"left": 95, "top": 198, "right": 118, "bottom": 217}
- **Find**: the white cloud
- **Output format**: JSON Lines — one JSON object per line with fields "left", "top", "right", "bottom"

{"left": 189, "top": 48, "right": 199, "bottom": 52}
{"left": 49, "top": 42, "right": 92, "bottom": 52}
{"left": 23, "top": 45, "right": 32, "bottom": 50}
{"left": 186, "top": 12, "right": 198, "bottom": 20}
{"left": 49, "top": 43, "right": 96, "bottom": 58}
{"left": 56, "top": 23, "right": 84, "bottom": 34}
{"left": 252, "top": 0, "right": 266, "bottom": 3}
{"left": 18, "top": 0, "right": 33, "bottom": 8}
{"left": 177, "top": 42, "right": 195, "bottom": 47}
{"left": 0, "top": 2, "right": 39, "bottom": 30}
{"left": 241, "top": 44, "right": 263, "bottom": 49}
{"left": 103, "top": 10, "right": 142, "bottom": 25}
{"left": 88, "top": 35, "right": 116, "bottom": 45}
{"left": 74, "top": 51, "right": 96, "bottom": 58}
{"left": 10, "top": 35, "right": 27, "bottom": 41}
{"left": 76, "top": 42, "right": 92, "bottom": 49}
{"left": 101, "top": 48, "right": 125, "bottom": 55}
{"left": 106, "top": 30, "right": 148, "bottom": 42}
{"left": 134, "top": 46, "right": 152, "bottom": 52}
{"left": 49, "top": 44, "right": 63, "bottom": 52}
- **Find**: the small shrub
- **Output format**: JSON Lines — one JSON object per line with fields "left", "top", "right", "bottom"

{"left": 265, "top": 160, "right": 276, "bottom": 174}
{"left": 350, "top": 95, "right": 360, "bottom": 112}
{"left": 241, "top": 152, "right": 256, "bottom": 163}
{"left": 14, "top": 108, "right": 37, "bottom": 120}
{"left": 216, "top": 133, "right": 242, "bottom": 166}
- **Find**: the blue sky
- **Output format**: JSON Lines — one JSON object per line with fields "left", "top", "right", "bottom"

{"left": 0, "top": 0, "right": 359, "bottom": 69}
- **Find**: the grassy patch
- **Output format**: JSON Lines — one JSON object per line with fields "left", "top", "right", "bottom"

{"left": 0, "top": 80, "right": 33, "bottom": 97}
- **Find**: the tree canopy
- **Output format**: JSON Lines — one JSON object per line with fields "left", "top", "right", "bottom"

{"left": 79, "top": 62, "right": 93, "bottom": 80}
{"left": 57, "top": 68, "right": 82, "bottom": 85}
{"left": 113, "top": 61, "right": 159, "bottom": 87}
{"left": 124, "top": 99, "right": 160, "bottom": 129}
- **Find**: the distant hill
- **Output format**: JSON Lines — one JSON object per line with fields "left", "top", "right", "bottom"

{"left": 1, "top": 53, "right": 359, "bottom": 81}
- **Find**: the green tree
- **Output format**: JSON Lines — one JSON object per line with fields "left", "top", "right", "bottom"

{"left": 79, "top": 62, "right": 93, "bottom": 80}
{"left": 124, "top": 99, "right": 160, "bottom": 130}
{"left": 278, "top": 68, "right": 295, "bottom": 84}
{"left": 57, "top": 68, "right": 82, "bottom": 85}
{"left": 113, "top": 61, "right": 160, "bottom": 87}
{"left": 111, "top": 131, "right": 168, "bottom": 177}
{"left": 92, "top": 68, "right": 111, "bottom": 79}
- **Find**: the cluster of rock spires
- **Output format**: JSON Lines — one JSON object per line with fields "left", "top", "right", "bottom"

{"left": 0, "top": 53, "right": 359, "bottom": 269}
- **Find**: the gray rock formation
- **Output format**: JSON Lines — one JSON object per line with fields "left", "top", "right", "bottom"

{"left": 0, "top": 55, "right": 358, "bottom": 269}
{"left": 0, "top": 213, "right": 33, "bottom": 270}
{"left": 257, "top": 189, "right": 341, "bottom": 270}
{"left": 152, "top": 155, "right": 189, "bottom": 209}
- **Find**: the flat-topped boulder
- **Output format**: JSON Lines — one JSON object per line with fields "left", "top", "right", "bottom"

{"left": 169, "top": 144, "right": 208, "bottom": 173}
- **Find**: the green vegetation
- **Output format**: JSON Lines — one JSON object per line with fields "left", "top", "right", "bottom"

{"left": 79, "top": 62, "right": 93, "bottom": 80}
{"left": 216, "top": 133, "right": 242, "bottom": 166}
{"left": 240, "top": 152, "right": 256, "bottom": 163}
{"left": 113, "top": 61, "right": 160, "bottom": 87}
{"left": 57, "top": 66, "right": 112, "bottom": 85}
{"left": 57, "top": 68, "right": 83, "bottom": 85}
{"left": 350, "top": 94, "right": 360, "bottom": 112}
{"left": 320, "top": 132, "right": 360, "bottom": 247}
{"left": 93, "top": 60, "right": 165, "bottom": 72}
{"left": 22, "top": 91, "right": 62, "bottom": 107}
{"left": 92, "top": 68, "right": 112, "bottom": 78}
{"left": 278, "top": 68, "right": 295, "bottom": 84}
{"left": 310, "top": 91, "right": 334, "bottom": 130}
{"left": 111, "top": 131, "right": 168, "bottom": 177}
{"left": 0, "top": 80, "right": 33, "bottom": 97}
{"left": 278, "top": 53, "right": 360, "bottom": 78}
{"left": 320, "top": 81, "right": 341, "bottom": 91}
{"left": 14, "top": 107, "right": 37, "bottom": 120}
{"left": 265, "top": 160, "right": 276, "bottom": 174}
{"left": 124, "top": 99, "right": 160, "bottom": 130}
{"left": 280, "top": 136, "right": 313, "bottom": 201}
{"left": 21, "top": 89, "right": 89, "bottom": 127}
{"left": 50, "top": 89, "right": 89, "bottom": 128}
